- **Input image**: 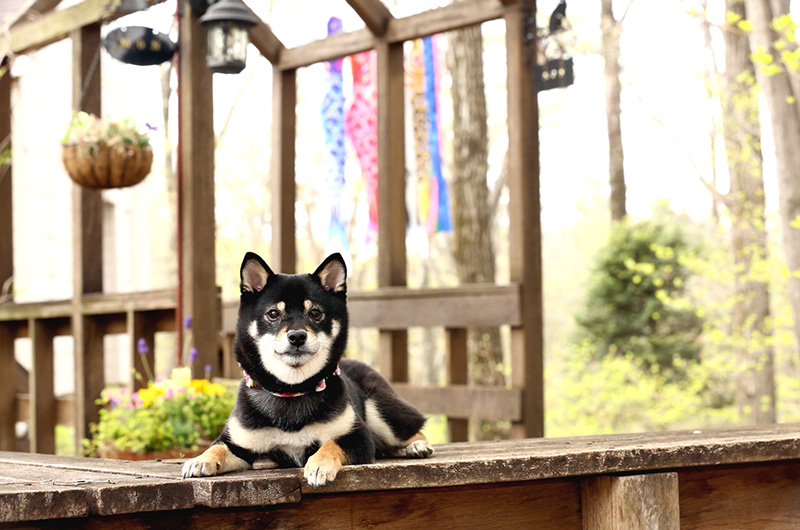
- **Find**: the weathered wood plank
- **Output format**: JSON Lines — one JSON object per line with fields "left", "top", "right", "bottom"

{"left": 581, "top": 473, "right": 680, "bottom": 530}
{"left": 270, "top": 67, "right": 297, "bottom": 273}
{"left": 506, "top": 0, "right": 543, "bottom": 439}
{"left": 0, "top": 0, "right": 166, "bottom": 59}
{"left": 189, "top": 471, "right": 301, "bottom": 508}
{"left": 346, "top": 0, "right": 393, "bottom": 37}
{"left": 446, "top": 328, "right": 469, "bottom": 441}
{"left": 29, "top": 319, "right": 56, "bottom": 454}
{"left": 395, "top": 383, "right": 520, "bottom": 422}
{"left": 71, "top": 23, "right": 104, "bottom": 448}
{"left": 278, "top": 0, "right": 506, "bottom": 70}
{"left": 679, "top": 462, "right": 800, "bottom": 529}
{"left": 0, "top": 325, "right": 14, "bottom": 451}
{"left": 179, "top": 0, "right": 219, "bottom": 379}
{"left": 376, "top": 39, "right": 407, "bottom": 383}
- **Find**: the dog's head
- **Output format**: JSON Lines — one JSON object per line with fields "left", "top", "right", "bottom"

{"left": 236, "top": 252, "right": 348, "bottom": 390}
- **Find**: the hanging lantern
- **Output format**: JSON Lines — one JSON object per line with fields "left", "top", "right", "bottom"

{"left": 199, "top": 0, "right": 258, "bottom": 74}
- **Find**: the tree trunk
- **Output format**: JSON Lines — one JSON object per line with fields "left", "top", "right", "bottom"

{"left": 744, "top": 0, "right": 800, "bottom": 357}
{"left": 722, "top": 0, "right": 775, "bottom": 423}
{"left": 601, "top": 0, "right": 626, "bottom": 222}
{"left": 447, "top": 9, "right": 506, "bottom": 440}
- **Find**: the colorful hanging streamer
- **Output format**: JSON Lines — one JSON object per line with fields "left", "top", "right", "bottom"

{"left": 408, "top": 37, "right": 452, "bottom": 235}
{"left": 321, "top": 17, "right": 348, "bottom": 254}
{"left": 345, "top": 50, "right": 379, "bottom": 242}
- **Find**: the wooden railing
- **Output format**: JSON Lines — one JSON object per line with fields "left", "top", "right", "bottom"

{"left": 1, "top": 283, "right": 522, "bottom": 453}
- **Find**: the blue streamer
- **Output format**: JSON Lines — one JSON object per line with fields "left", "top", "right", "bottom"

{"left": 422, "top": 36, "right": 452, "bottom": 232}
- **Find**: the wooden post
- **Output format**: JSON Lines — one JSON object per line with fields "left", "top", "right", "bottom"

{"left": 505, "top": 1, "right": 544, "bottom": 438}
{"left": 375, "top": 40, "right": 408, "bottom": 383}
{"left": 271, "top": 66, "right": 296, "bottom": 273}
{"left": 71, "top": 23, "right": 105, "bottom": 445}
{"left": 179, "top": 0, "right": 219, "bottom": 378}
{"left": 0, "top": 61, "right": 14, "bottom": 451}
{"left": 446, "top": 328, "right": 469, "bottom": 442}
{"left": 581, "top": 473, "right": 680, "bottom": 530}
{"left": 29, "top": 319, "right": 56, "bottom": 454}
{"left": 128, "top": 311, "right": 155, "bottom": 391}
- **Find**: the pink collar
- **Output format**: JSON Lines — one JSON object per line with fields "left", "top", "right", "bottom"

{"left": 240, "top": 363, "right": 341, "bottom": 398}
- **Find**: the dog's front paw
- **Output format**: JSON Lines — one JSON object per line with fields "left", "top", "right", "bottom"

{"left": 405, "top": 439, "right": 434, "bottom": 458}
{"left": 182, "top": 455, "right": 221, "bottom": 479}
{"left": 304, "top": 440, "right": 345, "bottom": 487}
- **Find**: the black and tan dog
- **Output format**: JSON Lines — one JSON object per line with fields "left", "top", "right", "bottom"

{"left": 182, "top": 252, "right": 433, "bottom": 486}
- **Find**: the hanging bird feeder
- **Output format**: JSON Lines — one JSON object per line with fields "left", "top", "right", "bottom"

{"left": 535, "top": 0, "right": 574, "bottom": 92}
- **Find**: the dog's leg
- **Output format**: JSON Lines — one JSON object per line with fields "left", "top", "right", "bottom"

{"left": 393, "top": 432, "right": 434, "bottom": 458}
{"left": 182, "top": 443, "right": 251, "bottom": 478}
{"left": 304, "top": 440, "right": 347, "bottom": 487}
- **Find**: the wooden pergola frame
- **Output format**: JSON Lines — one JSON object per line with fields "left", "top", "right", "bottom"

{"left": 0, "top": 0, "right": 542, "bottom": 452}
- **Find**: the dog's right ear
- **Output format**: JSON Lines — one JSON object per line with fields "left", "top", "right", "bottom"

{"left": 240, "top": 252, "right": 274, "bottom": 294}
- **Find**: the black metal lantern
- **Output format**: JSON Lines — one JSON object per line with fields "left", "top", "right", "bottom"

{"left": 199, "top": 0, "right": 258, "bottom": 74}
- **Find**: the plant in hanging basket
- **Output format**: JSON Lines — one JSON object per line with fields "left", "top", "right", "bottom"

{"left": 61, "top": 111, "right": 153, "bottom": 189}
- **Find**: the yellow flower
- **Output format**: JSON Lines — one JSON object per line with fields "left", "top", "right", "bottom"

{"left": 189, "top": 379, "right": 209, "bottom": 395}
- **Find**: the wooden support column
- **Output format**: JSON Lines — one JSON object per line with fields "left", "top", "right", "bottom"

{"left": 446, "top": 328, "right": 468, "bottom": 442}
{"left": 29, "top": 319, "right": 55, "bottom": 454}
{"left": 505, "top": 1, "right": 544, "bottom": 438}
{"left": 179, "top": 0, "right": 218, "bottom": 378}
{"left": 376, "top": 40, "right": 407, "bottom": 382}
{"left": 71, "top": 23, "right": 104, "bottom": 445}
{"left": 271, "top": 66, "right": 296, "bottom": 273}
{"left": 0, "top": 62, "right": 14, "bottom": 451}
{"left": 128, "top": 311, "right": 155, "bottom": 390}
{"left": 581, "top": 473, "right": 680, "bottom": 530}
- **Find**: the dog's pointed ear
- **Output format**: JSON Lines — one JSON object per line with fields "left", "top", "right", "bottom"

{"left": 240, "top": 252, "right": 274, "bottom": 294}
{"left": 313, "top": 253, "right": 347, "bottom": 293}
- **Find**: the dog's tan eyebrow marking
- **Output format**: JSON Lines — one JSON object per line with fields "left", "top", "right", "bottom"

{"left": 304, "top": 300, "right": 313, "bottom": 311}
{"left": 276, "top": 302, "right": 286, "bottom": 312}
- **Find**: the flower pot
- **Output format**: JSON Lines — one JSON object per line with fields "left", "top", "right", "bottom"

{"left": 62, "top": 141, "right": 153, "bottom": 189}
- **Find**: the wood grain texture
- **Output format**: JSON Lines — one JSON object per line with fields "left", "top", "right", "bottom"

{"left": 505, "top": 0, "right": 543, "bottom": 439}
{"left": 270, "top": 67, "right": 296, "bottom": 273}
{"left": 178, "top": 0, "right": 218, "bottom": 378}
{"left": 679, "top": 462, "right": 800, "bottom": 529}
{"left": 582, "top": 473, "right": 679, "bottom": 530}
{"left": 29, "top": 319, "right": 56, "bottom": 454}
{"left": 346, "top": 0, "right": 392, "bottom": 36}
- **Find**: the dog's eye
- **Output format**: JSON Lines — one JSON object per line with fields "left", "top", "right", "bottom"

{"left": 309, "top": 308, "right": 323, "bottom": 321}
{"left": 266, "top": 309, "right": 281, "bottom": 321}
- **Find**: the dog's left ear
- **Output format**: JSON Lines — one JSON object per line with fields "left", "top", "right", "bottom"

{"left": 313, "top": 253, "right": 347, "bottom": 293}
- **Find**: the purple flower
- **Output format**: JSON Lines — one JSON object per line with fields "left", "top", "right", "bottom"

{"left": 145, "top": 122, "right": 158, "bottom": 132}
{"left": 137, "top": 338, "right": 149, "bottom": 355}
{"left": 166, "top": 388, "right": 174, "bottom": 400}
{"left": 188, "top": 347, "right": 198, "bottom": 363}
{"left": 204, "top": 364, "right": 212, "bottom": 373}
{"left": 183, "top": 315, "right": 193, "bottom": 329}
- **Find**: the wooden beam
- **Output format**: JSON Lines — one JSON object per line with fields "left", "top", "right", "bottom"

{"left": 394, "top": 384, "right": 521, "bottom": 421}
{"left": 376, "top": 39, "right": 407, "bottom": 383}
{"left": 7, "top": 0, "right": 63, "bottom": 27}
{"left": 241, "top": 3, "right": 284, "bottom": 64}
{"left": 446, "top": 328, "right": 469, "bottom": 441}
{"left": 0, "top": 0, "right": 164, "bottom": 60}
{"left": 279, "top": 0, "right": 506, "bottom": 70}
{"left": 506, "top": 1, "right": 543, "bottom": 439}
{"left": 582, "top": 473, "right": 680, "bottom": 530}
{"left": 270, "top": 67, "right": 297, "bottom": 273}
{"left": 0, "top": 324, "right": 14, "bottom": 450}
{"left": 71, "top": 23, "right": 104, "bottom": 446}
{"left": 346, "top": 0, "right": 393, "bottom": 37}
{"left": 0, "top": 61, "right": 12, "bottom": 304}
{"left": 179, "top": 0, "right": 219, "bottom": 379}
{"left": 28, "top": 319, "right": 56, "bottom": 454}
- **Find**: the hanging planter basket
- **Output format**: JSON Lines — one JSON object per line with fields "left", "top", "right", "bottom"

{"left": 61, "top": 112, "right": 153, "bottom": 189}
{"left": 62, "top": 142, "right": 153, "bottom": 189}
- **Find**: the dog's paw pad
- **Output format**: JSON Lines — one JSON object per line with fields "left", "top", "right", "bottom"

{"left": 182, "top": 457, "right": 221, "bottom": 479}
{"left": 304, "top": 456, "right": 342, "bottom": 487}
{"left": 405, "top": 439, "right": 434, "bottom": 458}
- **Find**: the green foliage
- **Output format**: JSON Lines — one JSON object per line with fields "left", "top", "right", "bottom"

{"left": 575, "top": 213, "right": 703, "bottom": 377}
{"left": 84, "top": 368, "right": 235, "bottom": 456}
{"left": 62, "top": 111, "right": 151, "bottom": 149}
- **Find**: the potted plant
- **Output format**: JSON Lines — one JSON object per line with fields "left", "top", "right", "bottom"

{"left": 61, "top": 111, "right": 153, "bottom": 189}
{"left": 84, "top": 341, "right": 236, "bottom": 460}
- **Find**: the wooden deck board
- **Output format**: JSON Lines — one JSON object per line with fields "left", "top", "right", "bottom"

{"left": 1, "top": 424, "right": 800, "bottom": 526}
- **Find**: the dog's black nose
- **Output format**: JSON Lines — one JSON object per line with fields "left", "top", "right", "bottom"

{"left": 287, "top": 330, "right": 307, "bottom": 347}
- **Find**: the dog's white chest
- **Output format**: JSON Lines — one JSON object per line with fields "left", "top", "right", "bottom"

{"left": 227, "top": 405, "right": 356, "bottom": 462}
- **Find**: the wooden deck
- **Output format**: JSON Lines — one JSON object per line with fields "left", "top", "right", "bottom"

{"left": 2, "top": 424, "right": 800, "bottom": 528}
